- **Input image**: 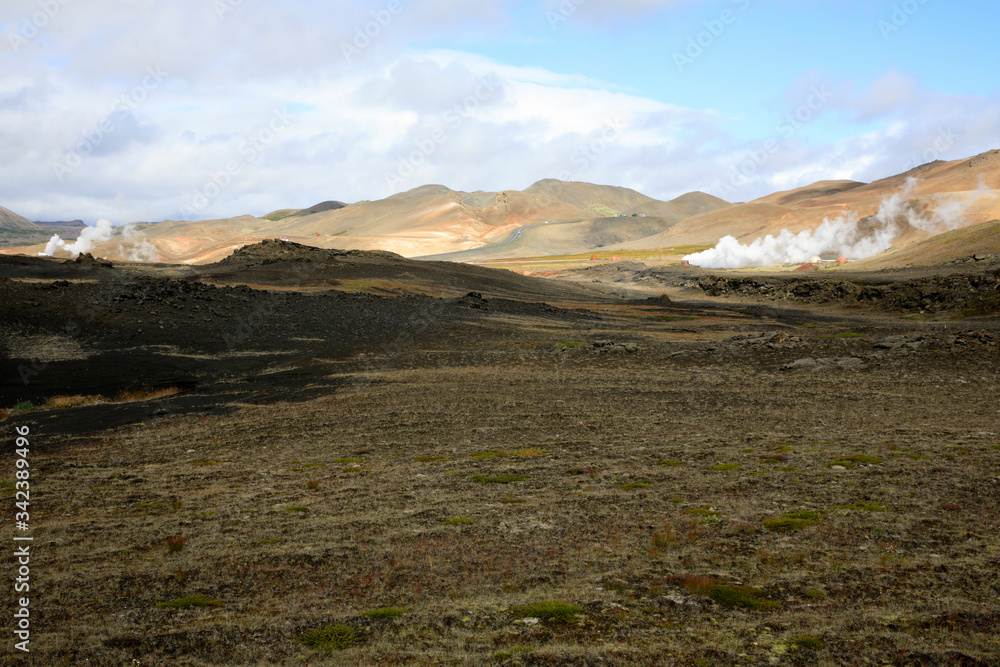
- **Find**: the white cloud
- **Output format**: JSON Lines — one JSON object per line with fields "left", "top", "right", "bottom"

{"left": 1, "top": 2, "right": 997, "bottom": 224}
{"left": 851, "top": 69, "right": 920, "bottom": 120}
{"left": 540, "top": 0, "right": 704, "bottom": 22}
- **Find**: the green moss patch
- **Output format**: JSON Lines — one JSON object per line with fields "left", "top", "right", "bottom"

{"left": 681, "top": 577, "right": 779, "bottom": 611}
{"left": 297, "top": 624, "right": 358, "bottom": 652}
{"left": 364, "top": 607, "right": 406, "bottom": 620}
{"left": 789, "top": 635, "right": 824, "bottom": 649}
{"left": 762, "top": 510, "right": 823, "bottom": 532}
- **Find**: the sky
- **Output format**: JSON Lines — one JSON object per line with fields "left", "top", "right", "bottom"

{"left": 1, "top": 0, "right": 998, "bottom": 224}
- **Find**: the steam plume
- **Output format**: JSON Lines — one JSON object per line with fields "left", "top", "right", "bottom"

{"left": 683, "top": 178, "right": 975, "bottom": 269}
{"left": 40, "top": 219, "right": 159, "bottom": 261}
{"left": 41, "top": 218, "right": 115, "bottom": 257}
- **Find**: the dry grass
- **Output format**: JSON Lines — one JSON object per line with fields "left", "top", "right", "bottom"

{"left": 155, "top": 594, "right": 221, "bottom": 610}
{"left": 165, "top": 535, "right": 187, "bottom": 552}
{"left": 11, "top": 333, "right": 1000, "bottom": 665}
{"left": 117, "top": 386, "right": 182, "bottom": 402}
{"left": 43, "top": 394, "right": 105, "bottom": 409}
{"left": 510, "top": 600, "right": 581, "bottom": 623}
{"left": 2, "top": 388, "right": 180, "bottom": 419}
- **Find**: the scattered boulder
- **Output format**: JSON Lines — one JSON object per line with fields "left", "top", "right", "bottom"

{"left": 730, "top": 331, "right": 801, "bottom": 349}
{"left": 590, "top": 340, "right": 640, "bottom": 354}
{"left": 697, "top": 270, "right": 1000, "bottom": 315}
{"left": 457, "top": 291, "right": 488, "bottom": 309}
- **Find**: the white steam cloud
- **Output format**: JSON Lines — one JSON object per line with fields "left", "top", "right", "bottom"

{"left": 683, "top": 178, "right": 975, "bottom": 269}
{"left": 40, "top": 219, "right": 160, "bottom": 262}
{"left": 42, "top": 218, "right": 115, "bottom": 257}
{"left": 120, "top": 225, "right": 159, "bottom": 262}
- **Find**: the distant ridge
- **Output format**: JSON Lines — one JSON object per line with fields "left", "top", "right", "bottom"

{"left": 4, "top": 150, "right": 999, "bottom": 264}
{"left": 0, "top": 205, "right": 39, "bottom": 233}
{"left": 264, "top": 201, "right": 348, "bottom": 221}
{"left": 296, "top": 201, "right": 348, "bottom": 217}
{"left": 35, "top": 220, "right": 88, "bottom": 236}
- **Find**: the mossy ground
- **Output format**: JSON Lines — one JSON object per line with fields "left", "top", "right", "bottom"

{"left": 4, "top": 295, "right": 999, "bottom": 665}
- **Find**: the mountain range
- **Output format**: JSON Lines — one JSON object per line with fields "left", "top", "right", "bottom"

{"left": 3, "top": 149, "right": 999, "bottom": 265}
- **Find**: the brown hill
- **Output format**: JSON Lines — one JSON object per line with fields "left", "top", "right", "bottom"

{"left": 7, "top": 181, "right": 727, "bottom": 263}
{"left": 191, "top": 238, "right": 614, "bottom": 301}
{"left": 849, "top": 219, "right": 1000, "bottom": 269}
{"left": 5, "top": 150, "right": 999, "bottom": 266}
{"left": 608, "top": 150, "right": 1000, "bottom": 255}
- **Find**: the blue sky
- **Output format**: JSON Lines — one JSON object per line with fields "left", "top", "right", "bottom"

{"left": 0, "top": 0, "right": 997, "bottom": 223}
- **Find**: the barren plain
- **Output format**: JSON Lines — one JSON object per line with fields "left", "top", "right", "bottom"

{"left": 1, "top": 242, "right": 999, "bottom": 665}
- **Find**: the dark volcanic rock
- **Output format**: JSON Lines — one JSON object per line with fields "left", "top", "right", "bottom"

{"left": 66, "top": 252, "right": 114, "bottom": 268}
{"left": 697, "top": 270, "right": 1000, "bottom": 315}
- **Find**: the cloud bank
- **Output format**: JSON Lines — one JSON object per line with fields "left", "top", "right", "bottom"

{"left": 1, "top": 1, "right": 998, "bottom": 224}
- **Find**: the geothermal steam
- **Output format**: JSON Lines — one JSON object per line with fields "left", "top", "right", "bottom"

{"left": 41, "top": 219, "right": 158, "bottom": 262}
{"left": 684, "top": 178, "right": 972, "bottom": 269}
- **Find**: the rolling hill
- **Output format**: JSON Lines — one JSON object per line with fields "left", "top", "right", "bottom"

{"left": 4, "top": 181, "right": 731, "bottom": 263}
{"left": 0, "top": 205, "right": 39, "bottom": 234}
{"left": 3, "top": 149, "right": 999, "bottom": 267}
{"left": 610, "top": 151, "right": 1000, "bottom": 255}
{"left": 850, "top": 218, "right": 1000, "bottom": 268}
